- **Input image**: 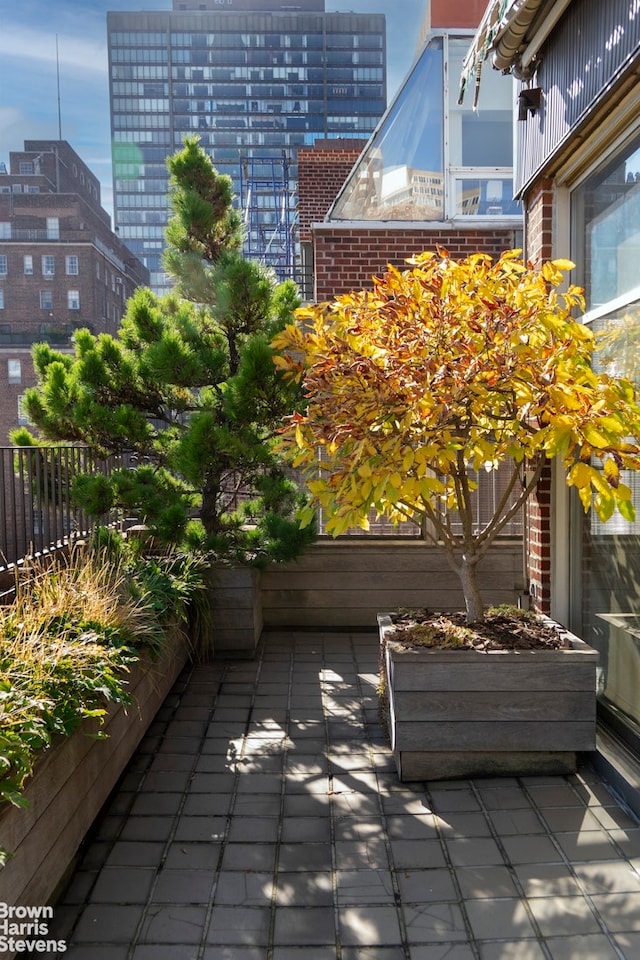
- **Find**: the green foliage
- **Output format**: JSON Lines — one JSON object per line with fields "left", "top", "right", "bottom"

{"left": 0, "top": 542, "right": 207, "bottom": 823}
{"left": 18, "top": 136, "right": 314, "bottom": 567}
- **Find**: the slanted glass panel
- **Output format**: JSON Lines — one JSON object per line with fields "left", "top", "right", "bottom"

{"left": 330, "top": 38, "right": 444, "bottom": 221}
{"left": 453, "top": 176, "right": 520, "bottom": 216}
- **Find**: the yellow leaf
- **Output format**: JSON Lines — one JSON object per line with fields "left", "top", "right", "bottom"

{"left": 583, "top": 426, "right": 610, "bottom": 449}
{"left": 551, "top": 258, "right": 575, "bottom": 271}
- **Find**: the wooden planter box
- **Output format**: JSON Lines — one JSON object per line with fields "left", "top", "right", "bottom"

{"left": 379, "top": 614, "right": 599, "bottom": 782}
{"left": 0, "top": 628, "right": 189, "bottom": 915}
{"left": 209, "top": 566, "right": 262, "bottom": 658}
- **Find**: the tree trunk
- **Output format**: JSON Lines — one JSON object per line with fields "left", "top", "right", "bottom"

{"left": 459, "top": 556, "right": 484, "bottom": 624}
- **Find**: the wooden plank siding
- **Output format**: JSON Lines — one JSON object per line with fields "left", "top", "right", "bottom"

{"left": 262, "top": 541, "right": 525, "bottom": 629}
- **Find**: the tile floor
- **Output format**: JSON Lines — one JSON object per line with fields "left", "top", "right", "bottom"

{"left": 50, "top": 630, "right": 640, "bottom": 959}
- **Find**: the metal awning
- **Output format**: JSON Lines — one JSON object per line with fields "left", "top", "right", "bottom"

{"left": 458, "top": 0, "right": 546, "bottom": 105}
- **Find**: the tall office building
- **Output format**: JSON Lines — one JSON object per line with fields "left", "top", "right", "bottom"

{"left": 107, "top": 0, "right": 386, "bottom": 292}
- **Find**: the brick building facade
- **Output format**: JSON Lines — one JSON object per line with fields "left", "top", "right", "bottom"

{"left": 0, "top": 140, "right": 148, "bottom": 442}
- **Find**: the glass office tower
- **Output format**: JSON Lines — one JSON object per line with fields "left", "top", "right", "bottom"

{"left": 107, "top": 0, "right": 386, "bottom": 292}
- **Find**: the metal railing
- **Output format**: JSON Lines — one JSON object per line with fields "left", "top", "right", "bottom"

{"left": 0, "top": 446, "right": 123, "bottom": 573}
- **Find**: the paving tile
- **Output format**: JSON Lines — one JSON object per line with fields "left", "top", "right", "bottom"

{"left": 408, "top": 946, "right": 476, "bottom": 960}
{"left": 613, "top": 931, "right": 640, "bottom": 956}
{"left": 389, "top": 839, "right": 448, "bottom": 870}
{"left": 336, "top": 868, "right": 395, "bottom": 904}
{"left": 273, "top": 906, "right": 337, "bottom": 945}
{"left": 396, "top": 867, "right": 457, "bottom": 903}
{"left": 552, "top": 830, "right": 621, "bottom": 862}
{"left": 274, "top": 871, "right": 333, "bottom": 906}
{"left": 465, "top": 898, "right": 537, "bottom": 940}
{"left": 72, "top": 905, "right": 144, "bottom": 942}
{"left": 205, "top": 905, "right": 271, "bottom": 945}
{"left": 281, "top": 815, "right": 331, "bottom": 843}
{"left": 214, "top": 870, "right": 274, "bottom": 906}
{"left": 403, "top": 901, "right": 468, "bottom": 943}
{"left": 573, "top": 859, "right": 640, "bottom": 893}
{"left": 137, "top": 904, "right": 207, "bottom": 944}
{"left": 91, "top": 867, "right": 156, "bottom": 903}
{"left": 226, "top": 815, "right": 280, "bottom": 842}
{"left": 499, "top": 835, "right": 562, "bottom": 865}
{"left": 544, "top": 934, "right": 622, "bottom": 959}
{"left": 428, "top": 788, "right": 482, "bottom": 813}
{"left": 151, "top": 868, "right": 214, "bottom": 904}
{"left": 443, "top": 837, "right": 504, "bottom": 867}
{"left": 220, "top": 841, "right": 277, "bottom": 872}
{"left": 133, "top": 947, "right": 201, "bottom": 959}
{"left": 163, "top": 841, "right": 221, "bottom": 869}
{"left": 386, "top": 814, "right": 440, "bottom": 840}
{"left": 173, "top": 814, "right": 227, "bottom": 842}
{"left": 455, "top": 865, "right": 519, "bottom": 899}
{"left": 513, "top": 863, "right": 582, "bottom": 898}
{"left": 487, "top": 808, "right": 545, "bottom": 836}
{"left": 64, "top": 949, "right": 130, "bottom": 959}
{"left": 526, "top": 895, "right": 601, "bottom": 935}
{"left": 338, "top": 905, "right": 402, "bottom": 945}
{"left": 334, "top": 837, "right": 390, "bottom": 870}
{"left": 278, "top": 841, "right": 332, "bottom": 871}
{"left": 478, "top": 941, "right": 547, "bottom": 959}
{"left": 589, "top": 892, "right": 640, "bottom": 932}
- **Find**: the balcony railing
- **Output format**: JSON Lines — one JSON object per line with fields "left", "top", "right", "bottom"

{"left": 0, "top": 446, "right": 124, "bottom": 574}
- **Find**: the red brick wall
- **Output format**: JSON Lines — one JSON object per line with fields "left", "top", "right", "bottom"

{"left": 313, "top": 227, "right": 519, "bottom": 300}
{"left": 297, "top": 140, "right": 364, "bottom": 242}
{"left": 523, "top": 179, "right": 555, "bottom": 614}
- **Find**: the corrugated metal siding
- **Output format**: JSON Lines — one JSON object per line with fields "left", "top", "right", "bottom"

{"left": 516, "top": 0, "right": 640, "bottom": 192}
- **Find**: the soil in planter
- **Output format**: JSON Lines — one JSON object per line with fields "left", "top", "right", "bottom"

{"left": 387, "top": 607, "right": 565, "bottom": 652}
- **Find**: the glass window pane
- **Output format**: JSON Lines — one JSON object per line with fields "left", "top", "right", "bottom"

{"left": 572, "top": 140, "right": 640, "bottom": 311}
{"left": 449, "top": 38, "right": 514, "bottom": 169}
{"left": 331, "top": 38, "right": 444, "bottom": 221}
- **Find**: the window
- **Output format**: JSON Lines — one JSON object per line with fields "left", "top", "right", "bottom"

{"left": 42, "top": 255, "right": 55, "bottom": 276}
{"left": 19, "top": 161, "right": 34, "bottom": 174}
{"left": 24, "top": 255, "right": 33, "bottom": 275}
{"left": 40, "top": 290, "right": 53, "bottom": 310}
{"left": 0, "top": 290, "right": 4, "bottom": 309}
{"left": 65, "top": 255, "right": 79, "bottom": 275}
{"left": 46, "top": 217, "right": 59, "bottom": 240}
{"left": 18, "top": 395, "right": 30, "bottom": 425}
{"left": 570, "top": 131, "right": 640, "bottom": 740}
{"left": 8, "top": 359, "right": 21, "bottom": 384}
{"left": 0, "top": 222, "right": 10, "bottom": 239}
{"left": 67, "top": 290, "right": 80, "bottom": 310}
{"left": 0, "top": 256, "right": 7, "bottom": 276}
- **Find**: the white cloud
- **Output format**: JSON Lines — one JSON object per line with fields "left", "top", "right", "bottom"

{"left": 0, "top": 26, "right": 107, "bottom": 76}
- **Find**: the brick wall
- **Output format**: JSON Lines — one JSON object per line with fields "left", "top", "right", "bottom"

{"left": 313, "top": 227, "right": 519, "bottom": 300}
{"left": 297, "top": 140, "right": 364, "bottom": 242}
{"left": 523, "top": 179, "right": 555, "bottom": 614}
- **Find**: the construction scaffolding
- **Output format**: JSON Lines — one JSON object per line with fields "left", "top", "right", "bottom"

{"left": 239, "top": 154, "right": 298, "bottom": 283}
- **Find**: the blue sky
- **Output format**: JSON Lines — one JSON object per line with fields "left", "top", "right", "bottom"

{"left": 0, "top": 0, "right": 427, "bottom": 220}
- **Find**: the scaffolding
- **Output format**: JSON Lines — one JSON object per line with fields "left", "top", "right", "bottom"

{"left": 239, "top": 154, "right": 298, "bottom": 283}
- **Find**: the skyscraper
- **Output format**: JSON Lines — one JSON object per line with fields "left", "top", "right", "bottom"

{"left": 107, "top": 0, "right": 386, "bottom": 292}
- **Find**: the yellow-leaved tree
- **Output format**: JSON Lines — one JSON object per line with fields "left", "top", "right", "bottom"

{"left": 272, "top": 248, "right": 640, "bottom": 624}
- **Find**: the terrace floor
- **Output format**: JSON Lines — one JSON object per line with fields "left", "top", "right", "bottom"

{"left": 51, "top": 630, "right": 640, "bottom": 959}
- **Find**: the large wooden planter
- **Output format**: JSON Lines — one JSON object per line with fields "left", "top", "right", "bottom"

{"left": 209, "top": 566, "right": 262, "bottom": 658}
{"left": 379, "top": 613, "right": 599, "bottom": 782}
{"left": 0, "top": 628, "right": 189, "bottom": 914}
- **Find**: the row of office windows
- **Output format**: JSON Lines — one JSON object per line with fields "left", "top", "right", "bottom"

{"left": 110, "top": 63, "right": 383, "bottom": 83}
{"left": 167, "top": 49, "right": 383, "bottom": 66}
{"left": 0, "top": 289, "right": 81, "bottom": 310}
{"left": 0, "top": 255, "right": 79, "bottom": 277}
{"left": 0, "top": 219, "right": 59, "bottom": 240}
{"left": 111, "top": 31, "right": 382, "bottom": 49}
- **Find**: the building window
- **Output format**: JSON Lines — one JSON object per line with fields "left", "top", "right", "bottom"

{"left": 19, "top": 161, "right": 34, "bottom": 174}
{"left": 0, "top": 256, "right": 7, "bottom": 276}
{"left": 65, "top": 255, "right": 79, "bottom": 275}
{"left": 40, "top": 290, "right": 53, "bottom": 310}
{"left": 8, "top": 359, "right": 21, "bottom": 384}
{"left": 24, "top": 255, "right": 33, "bottom": 275}
{"left": 18, "top": 395, "right": 30, "bottom": 425}
{"left": 46, "top": 217, "right": 59, "bottom": 240}
{"left": 0, "top": 222, "right": 10, "bottom": 239}
{"left": 67, "top": 290, "right": 80, "bottom": 310}
{"left": 0, "top": 289, "right": 4, "bottom": 309}
{"left": 570, "top": 131, "right": 640, "bottom": 741}
{"left": 42, "top": 255, "right": 55, "bottom": 276}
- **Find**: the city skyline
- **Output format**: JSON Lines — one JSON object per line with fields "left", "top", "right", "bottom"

{"left": 0, "top": 0, "right": 427, "bottom": 221}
